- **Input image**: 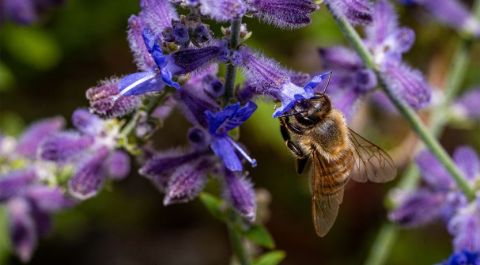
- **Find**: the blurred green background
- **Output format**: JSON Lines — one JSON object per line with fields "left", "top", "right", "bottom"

{"left": 1, "top": 0, "right": 480, "bottom": 264}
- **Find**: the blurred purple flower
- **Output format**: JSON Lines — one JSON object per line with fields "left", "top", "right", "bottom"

{"left": 438, "top": 250, "right": 480, "bottom": 265}
{"left": 366, "top": 0, "right": 431, "bottom": 108}
{"left": 448, "top": 200, "right": 480, "bottom": 253}
{"left": 454, "top": 88, "right": 480, "bottom": 120}
{"left": 319, "top": 0, "right": 431, "bottom": 117}
{"left": 326, "top": 0, "right": 373, "bottom": 25}
{"left": 1, "top": 0, "right": 64, "bottom": 25}
{"left": 15, "top": 117, "right": 65, "bottom": 159}
{"left": 39, "top": 109, "right": 131, "bottom": 199}
{"left": 318, "top": 47, "right": 377, "bottom": 119}
{"left": 0, "top": 169, "right": 74, "bottom": 262}
{"left": 246, "top": 0, "right": 317, "bottom": 29}
{"left": 390, "top": 146, "right": 480, "bottom": 241}
{"left": 199, "top": 0, "right": 246, "bottom": 21}
{"left": 399, "top": 0, "right": 480, "bottom": 37}
{"left": 389, "top": 189, "right": 447, "bottom": 227}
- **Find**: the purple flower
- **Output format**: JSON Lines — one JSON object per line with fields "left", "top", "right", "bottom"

{"left": 365, "top": 0, "right": 431, "bottom": 109}
{"left": 163, "top": 159, "right": 211, "bottom": 205}
{"left": 326, "top": 0, "right": 373, "bottom": 25}
{"left": 39, "top": 109, "right": 131, "bottom": 200}
{"left": 39, "top": 132, "right": 94, "bottom": 162}
{"left": 0, "top": 170, "right": 36, "bottom": 202}
{"left": 454, "top": 88, "right": 480, "bottom": 120}
{"left": 68, "top": 148, "right": 110, "bottom": 199}
{"left": 205, "top": 102, "right": 258, "bottom": 171}
{"left": 177, "top": 83, "right": 258, "bottom": 171}
{"left": 399, "top": 0, "right": 480, "bottom": 37}
{"left": 117, "top": 29, "right": 225, "bottom": 96}
{"left": 2, "top": 0, "right": 37, "bottom": 24}
{"left": 388, "top": 189, "right": 447, "bottom": 227}
{"left": 234, "top": 46, "right": 331, "bottom": 117}
{"left": 448, "top": 201, "right": 480, "bottom": 252}
{"left": 0, "top": 169, "right": 74, "bottom": 262}
{"left": 199, "top": 0, "right": 247, "bottom": 21}
{"left": 318, "top": 47, "right": 377, "bottom": 119}
{"left": 439, "top": 250, "right": 480, "bottom": 265}
{"left": 390, "top": 146, "right": 479, "bottom": 229}
{"left": 319, "top": 0, "right": 431, "bottom": 115}
{"left": 140, "top": 148, "right": 211, "bottom": 192}
{"left": 16, "top": 117, "right": 65, "bottom": 159}
{"left": 127, "top": 15, "right": 157, "bottom": 71}
{"left": 104, "top": 151, "right": 131, "bottom": 180}
{"left": 1, "top": 0, "right": 64, "bottom": 25}
{"left": 380, "top": 60, "right": 431, "bottom": 109}
{"left": 246, "top": 0, "right": 317, "bottom": 29}
{"left": 139, "top": 0, "right": 178, "bottom": 36}
{"left": 223, "top": 169, "right": 256, "bottom": 221}
{"left": 7, "top": 197, "right": 38, "bottom": 263}
{"left": 86, "top": 78, "right": 142, "bottom": 118}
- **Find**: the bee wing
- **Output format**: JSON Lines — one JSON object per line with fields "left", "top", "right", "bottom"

{"left": 348, "top": 128, "right": 397, "bottom": 183}
{"left": 311, "top": 151, "right": 348, "bottom": 237}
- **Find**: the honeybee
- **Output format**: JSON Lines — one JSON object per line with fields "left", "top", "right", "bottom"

{"left": 278, "top": 75, "right": 397, "bottom": 237}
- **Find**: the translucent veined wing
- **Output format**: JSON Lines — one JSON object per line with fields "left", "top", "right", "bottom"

{"left": 311, "top": 150, "right": 353, "bottom": 237}
{"left": 348, "top": 128, "right": 397, "bottom": 183}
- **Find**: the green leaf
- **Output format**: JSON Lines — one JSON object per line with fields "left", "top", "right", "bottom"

{"left": 0, "top": 62, "right": 14, "bottom": 92}
{"left": 244, "top": 224, "right": 275, "bottom": 249}
{"left": 3, "top": 26, "right": 61, "bottom": 70}
{"left": 252, "top": 251, "right": 286, "bottom": 265}
{"left": 0, "top": 112, "right": 25, "bottom": 136}
{"left": 0, "top": 206, "right": 11, "bottom": 264}
{"left": 199, "top": 192, "right": 225, "bottom": 220}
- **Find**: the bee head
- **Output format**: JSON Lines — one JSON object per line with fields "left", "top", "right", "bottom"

{"left": 290, "top": 94, "right": 331, "bottom": 125}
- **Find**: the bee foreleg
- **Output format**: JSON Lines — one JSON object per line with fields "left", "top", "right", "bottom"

{"left": 286, "top": 140, "right": 307, "bottom": 158}
{"left": 281, "top": 117, "right": 306, "bottom": 135}
{"left": 280, "top": 123, "right": 291, "bottom": 141}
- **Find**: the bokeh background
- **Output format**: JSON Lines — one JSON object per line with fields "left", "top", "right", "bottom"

{"left": 1, "top": 0, "right": 480, "bottom": 264}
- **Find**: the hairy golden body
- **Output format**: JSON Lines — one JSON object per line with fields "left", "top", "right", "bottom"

{"left": 279, "top": 94, "right": 396, "bottom": 237}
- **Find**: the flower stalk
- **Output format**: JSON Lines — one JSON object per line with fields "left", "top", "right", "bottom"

{"left": 325, "top": 2, "right": 476, "bottom": 201}
{"left": 224, "top": 17, "right": 243, "bottom": 102}
{"left": 221, "top": 16, "right": 251, "bottom": 265}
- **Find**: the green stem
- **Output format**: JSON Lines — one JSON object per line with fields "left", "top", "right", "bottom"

{"left": 224, "top": 17, "right": 242, "bottom": 102}
{"left": 325, "top": 3, "right": 476, "bottom": 201}
{"left": 223, "top": 17, "right": 250, "bottom": 265}
{"left": 119, "top": 92, "right": 166, "bottom": 138}
{"left": 227, "top": 222, "right": 249, "bottom": 265}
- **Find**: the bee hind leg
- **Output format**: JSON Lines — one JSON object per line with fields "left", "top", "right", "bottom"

{"left": 296, "top": 157, "right": 309, "bottom": 174}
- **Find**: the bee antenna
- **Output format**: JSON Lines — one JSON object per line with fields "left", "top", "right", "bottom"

{"left": 321, "top": 71, "right": 332, "bottom": 94}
